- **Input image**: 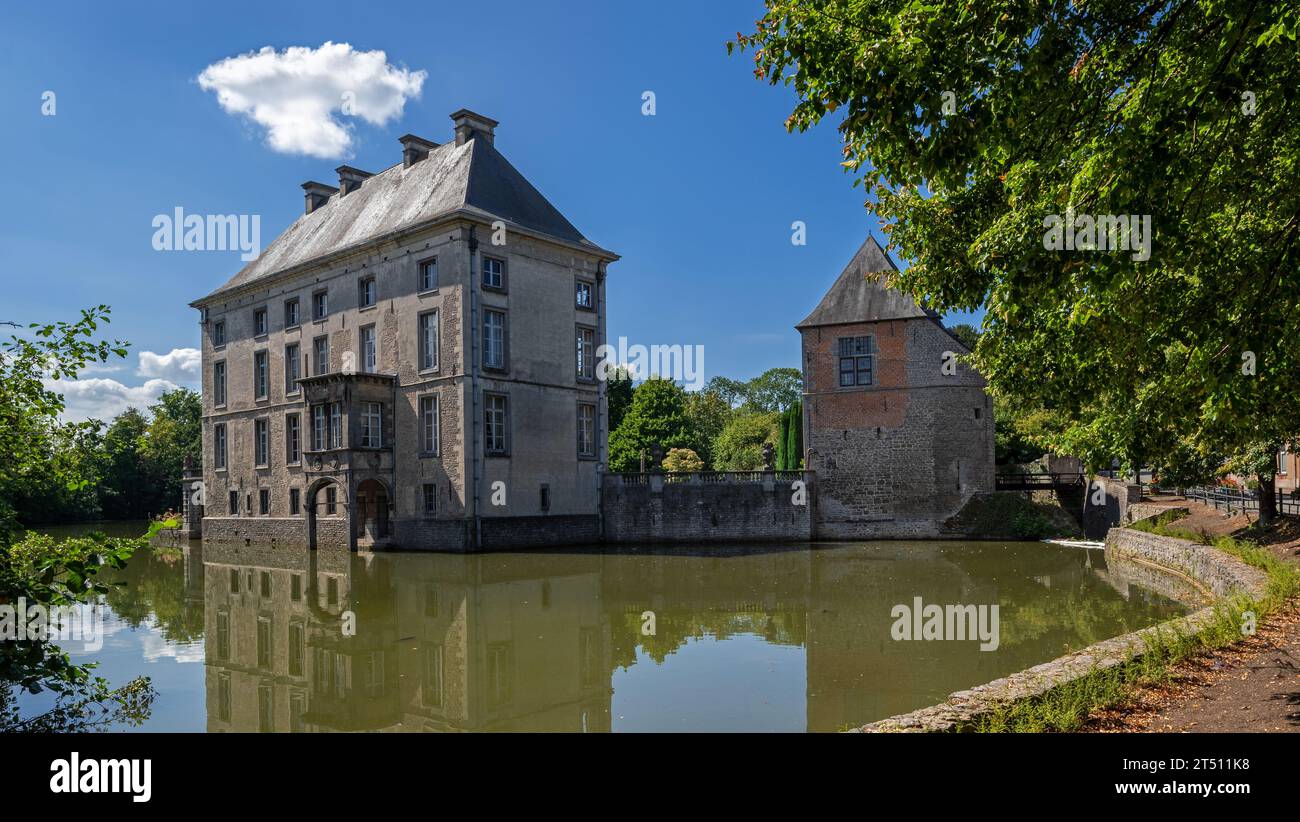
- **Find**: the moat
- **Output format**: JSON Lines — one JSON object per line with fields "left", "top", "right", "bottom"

{"left": 21, "top": 524, "right": 1192, "bottom": 732}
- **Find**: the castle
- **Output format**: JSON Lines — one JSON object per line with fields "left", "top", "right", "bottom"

{"left": 188, "top": 110, "right": 993, "bottom": 550}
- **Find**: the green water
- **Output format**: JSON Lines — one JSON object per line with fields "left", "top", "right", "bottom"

{"left": 20, "top": 530, "right": 1191, "bottom": 732}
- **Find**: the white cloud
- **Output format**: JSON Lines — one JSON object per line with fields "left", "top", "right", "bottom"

{"left": 46, "top": 377, "right": 179, "bottom": 423}
{"left": 198, "top": 41, "right": 427, "bottom": 158}
{"left": 41, "top": 347, "right": 199, "bottom": 423}
{"left": 137, "top": 348, "right": 201, "bottom": 383}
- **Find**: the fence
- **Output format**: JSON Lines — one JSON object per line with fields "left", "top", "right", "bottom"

{"left": 1183, "top": 485, "right": 1300, "bottom": 517}
{"left": 608, "top": 470, "right": 807, "bottom": 485}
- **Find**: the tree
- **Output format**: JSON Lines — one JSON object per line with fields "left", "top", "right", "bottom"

{"left": 683, "top": 388, "right": 733, "bottom": 468}
{"left": 784, "top": 400, "right": 803, "bottom": 469}
{"left": 733, "top": 2, "right": 1300, "bottom": 501}
{"left": 0, "top": 307, "right": 155, "bottom": 729}
{"left": 741, "top": 367, "right": 803, "bottom": 413}
{"left": 99, "top": 408, "right": 155, "bottom": 520}
{"left": 606, "top": 366, "right": 634, "bottom": 432}
{"left": 661, "top": 448, "right": 705, "bottom": 472}
{"left": 712, "top": 411, "right": 781, "bottom": 470}
{"left": 608, "top": 378, "right": 694, "bottom": 472}
{"left": 946, "top": 323, "right": 981, "bottom": 353}
{"left": 141, "top": 388, "right": 202, "bottom": 510}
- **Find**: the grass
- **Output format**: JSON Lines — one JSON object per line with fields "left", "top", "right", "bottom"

{"left": 969, "top": 528, "right": 1300, "bottom": 733}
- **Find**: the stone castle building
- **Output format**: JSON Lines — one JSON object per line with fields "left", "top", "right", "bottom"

{"left": 191, "top": 109, "right": 618, "bottom": 552}
{"left": 797, "top": 236, "right": 995, "bottom": 538}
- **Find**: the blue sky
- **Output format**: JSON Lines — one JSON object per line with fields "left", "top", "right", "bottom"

{"left": 0, "top": 0, "right": 980, "bottom": 421}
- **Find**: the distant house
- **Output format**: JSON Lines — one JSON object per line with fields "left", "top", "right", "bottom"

{"left": 191, "top": 110, "right": 618, "bottom": 551}
{"left": 796, "top": 236, "right": 995, "bottom": 538}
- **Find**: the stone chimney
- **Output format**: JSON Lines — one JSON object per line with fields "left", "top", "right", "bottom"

{"left": 335, "top": 165, "right": 373, "bottom": 196}
{"left": 399, "top": 134, "right": 439, "bottom": 168}
{"left": 450, "top": 109, "right": 498, "bottom": 146}
{"left": 301, "top": 181, "right": 338, "bottom": 214}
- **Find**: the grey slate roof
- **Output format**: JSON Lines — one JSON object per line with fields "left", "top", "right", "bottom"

{"left": 796, "top": 235, "right": 932, "bottom": 328}
{"left": 197, "top": 136, "right": 601, "bottom": 303}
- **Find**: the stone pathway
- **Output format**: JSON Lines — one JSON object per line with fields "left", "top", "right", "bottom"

{"left": 1083, "top": 501, "right": 1300, "bottom": 733}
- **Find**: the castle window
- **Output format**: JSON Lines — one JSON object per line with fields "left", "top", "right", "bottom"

{"left": 575, "top": 280, "right": 594, "bottom": 309}
{"left": 360, "top": 325, "right": 377, "bottom": 372}
{"left": 420, "top": 395, "right": 439, "bottom": 454}
{"left": 254, "top": 350, "right": 269, "bottom": 399}
{"left": 313, "top": 289, "right": 329, "bottom": 320}
{"left": 419, "top": 311, "right": 439, "bottom": 370}
{"left": 419, "top": 257, "right": 438, "bottom": 291}
{"left": 254, "top": 418, "right": 269, "bottom": 466}
{"left": 358, "top": 276, "right": 377, "bottom": 309}
{"left": 483, "top": 310, "right": 507, "bottom": 370}
{"left": 313, "top": 336, "right": 329, "bottom": 375}
{"left": 214, "top": 423, "right": 227, "bottom": 469}
{"left": 254, "top": 308, "right": 268, "bottom": 336}
{"left": 360, "top": 401, "right": 383, "bottom": 448}
{"left": 485, "top": 393, "right": 509, "bottom": 454}
{"left": 213, "top": 361, "right": 227, "bottom": 407}
{"left": 577, "top": 403, "right": 595, "bottom": 457}
{"left": 423, "top": 483, "right": 438, "bottom": 515}
{"left": 285, "top": 298, "right": 300, "bottom": 328}
{"left": 837, "top": 336, "right": 874, "bottom": 387}
{"left": 482, "top": 255, "right": 506, "bottom": 290}
{"left": 212, "top": 320, "right": 225, "bottom": 348}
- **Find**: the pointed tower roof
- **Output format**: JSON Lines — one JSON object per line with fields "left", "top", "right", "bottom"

{"left": 796, "top": 235, "right": 930, "bottom": 329}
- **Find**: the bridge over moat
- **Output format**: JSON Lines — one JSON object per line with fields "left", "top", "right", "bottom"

{"left": 993, "top": 472, "right": 1087, "bottom": 492}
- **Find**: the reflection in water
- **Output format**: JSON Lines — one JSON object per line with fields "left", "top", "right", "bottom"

{"left": 81, "top": 538, "right": 1193, "bottom": 732}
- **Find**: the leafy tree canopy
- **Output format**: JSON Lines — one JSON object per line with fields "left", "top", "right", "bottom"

{"left": 608, "top": 378, "right": 694, "bottom": 471}
{"left": 733, "top": 1, "right": 1300, "bottom": 478}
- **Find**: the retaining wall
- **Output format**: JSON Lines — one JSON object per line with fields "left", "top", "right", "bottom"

{"left": 601, "top": 473, "right": 813, "bottom": 544}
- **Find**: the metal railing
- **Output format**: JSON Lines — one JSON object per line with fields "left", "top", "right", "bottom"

{"left": 608, "top": 470, "right": 810, "bottom": 485}
{"left": 1183, "top": 485, "right": 1300, "bottom": 517}
{"left": 994, "top": 472, "right": 1086, "bottom": 491}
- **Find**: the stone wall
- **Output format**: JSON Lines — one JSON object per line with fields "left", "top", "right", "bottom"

{"left": 1080, "top": 476, "right": 1144, "bottom": 538}
{"left": 601, "top": 473, "right": 813, "bottom": 544}
{"left": 203, "top": 515, "right": 350, "bottom": 550}
{"left": 481, "top": 514, "right": 600, "bottom": 549}
{"left": 855, "top": 515, "right": 1269, "bottom": 732}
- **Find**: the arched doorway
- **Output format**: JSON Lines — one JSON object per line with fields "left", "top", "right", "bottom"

{"left": 355, "top": 479, "right": 390, "bottom": 546}
{"left": 306, "top": 479, "right": 343, "bottom": 550}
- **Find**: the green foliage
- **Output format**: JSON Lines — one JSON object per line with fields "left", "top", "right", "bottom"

{"left": 946, "top": 323, "right": 980, "bottom": 353}
{"left": 775, "top": 401, "right": 804, "bottom": 470}
{"left": 606, "top": 366, "right": 634, "bottom": 433}
{"left": 683, "top": 387, "right": 732, "bottom": 468}
{"left": 741, "top": 367, "right": 803, "bottom": 413}
{"left": 608, "top": 378, "right": 694, "bottom": 472}
{"left": 712, "top": 411, "right": 781, "bottom": 471}
{"left": 661, "top": 448, "right": 705, "bottom": 472}
{"left": 733, "top": 1, "right": 1300, "bottom": 482}
{"left": 703, "top": 368, "right": 802, "bottom": 414}
{"left": 0, "top": 308, "right": 155, "bottom": 730}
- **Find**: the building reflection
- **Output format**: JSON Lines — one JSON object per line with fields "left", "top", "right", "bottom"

{"left": 199, "top": 542, "right": 1186, "bottom": 732}
{"left": 202, "top": 544, "right": 612, "bottom": 732}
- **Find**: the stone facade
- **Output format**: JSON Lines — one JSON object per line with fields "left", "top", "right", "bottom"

{"left": 601, "top": 472, "right": 814, "bottom": 544}
{"left": 192, "top": 110, "right": 617, "bottom": 552}
{"left": 798, "top": 237, "right": 996, "bottom": 539}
